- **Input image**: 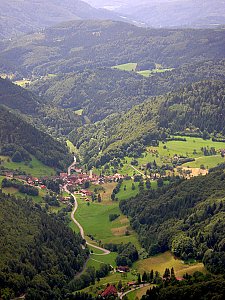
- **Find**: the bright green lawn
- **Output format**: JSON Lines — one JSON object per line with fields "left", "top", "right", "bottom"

{"left": 112, "top": 63, "right": 137, "bottom": 72}
{"left": 80, "top": 271, "right": 138, "bottom": 295}
{"left": 74, "top": 109, "right": 84, "bottom": 116}
{"left": 126, "top": 136, "right": 225, "bottom": 169}
{"left": 1, "top": 155, "right": 55, "bottom": 177}
{"left": 183, "top": 155, "right": 225, "bottom": 169}
{"left": 87, "top": 252, "right": 118, "bottom": 269}
{"left": 137, "top": 70, "right": 152, "bottom": 77}
{"left": 1, "top": 183, "right": 47, "bottom": 204}
{"left": 71, "top": 192, "right": 141, "bottom": 245}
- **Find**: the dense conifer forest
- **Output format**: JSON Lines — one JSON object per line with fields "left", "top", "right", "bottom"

{"left": 120, "top": 169, "right": 225, "bottom": 275}
{"left": 0, "top": 192, "right": 88, "bottom": 299}
{"left": 1, "top": 21, "right": 225, "bottom": 76}
{"left": 0, "top": 105, "right": 72, "bottom": 170}
{"left": 0, "top": 14, "right": 224, "bottom": 300}
{"left": 70, "top": 80, "right": 225, "bottom": 167}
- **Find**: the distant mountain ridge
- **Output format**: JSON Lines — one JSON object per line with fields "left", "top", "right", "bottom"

{"left": 0, "top": 0, "right": 123, "bottom": 39}
{"left": 1, "top": 20, "right": 225, "bottom": 76}
{"left": 86, "top": 0, "right": 225, "bottom": 28}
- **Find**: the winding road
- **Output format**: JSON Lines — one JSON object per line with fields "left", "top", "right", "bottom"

{"left": 66, "top": 187, "right": 110, "bottom": 255}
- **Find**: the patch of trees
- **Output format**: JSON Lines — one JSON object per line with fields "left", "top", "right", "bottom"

{"left": 141, "top": 272, "right": 225, "bottom": 300}
{"left": 104, "top": 243, "right": 138, "bottom": 267}
{"left": 1, "top": 178, "right": 39, "bottom": 196}
{"left": 0, "top": 192, "right": 88, "bottom": 299}
{"left": 120, "top": 169, "right": 225, "bottom": 274}
{"left": 43, "top": 194, "right": 60, "bottom": 207}
{"left": 109, "top": 214, "right": 120, "bottom": 222}
{"left": 42, "top": 178, "right": 62, "bottom": 194}
{"left": 68, "top": 264, "right": 111, "bottom": 292}
{"left": 111, "top": 179, "right": 123, "bottom": 201}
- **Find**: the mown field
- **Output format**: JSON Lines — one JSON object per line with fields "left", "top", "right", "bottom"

{"left": 109, "top": 136, "right": 225, "bottom": 177}
{"left": 74, "top": 194, "right": 140, "bottom": 247}
{"left": 0, "top": 155, "right": 55, "bottom": 177}
{"left": 126, "top": 284, "right": 155, "bottom": 300}
{"left": 112, "top": 62, "right": 173, "bottom": 77}
{"left": 112, "top": 62, "right": 137, "bottom": 72}
{"left": 80, "top": 271, "right": 138, "bottom": 296}
{"left": 135, "top": 251, "right": 206, "bottom": 278}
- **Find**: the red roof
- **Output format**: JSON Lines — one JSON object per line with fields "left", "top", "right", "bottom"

{"left": 101, "top": 285, "right": 117, "bottom": 298}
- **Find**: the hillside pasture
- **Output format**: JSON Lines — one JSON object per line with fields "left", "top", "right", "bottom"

{"left": 1, "top": 155, "right": 55, "bottom": 177}
{"left": 129, "top": 136, "right": 225, "bottom": 170}
{"left": 135, "top": 251, "right": 206, "bottom": 278}
{"left": 112, "top": 63, "right": 137, "bottom": 72}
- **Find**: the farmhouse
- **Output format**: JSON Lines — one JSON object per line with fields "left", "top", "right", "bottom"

{"left": 116, "top": 266, "right": 130, "bottom": 273}
{"left": 101, "top": 285, "right": 118, "bottom": 298}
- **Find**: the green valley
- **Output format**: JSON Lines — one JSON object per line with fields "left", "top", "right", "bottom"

{"left": 0, "top": 13, "right": 225, "bottom": 300}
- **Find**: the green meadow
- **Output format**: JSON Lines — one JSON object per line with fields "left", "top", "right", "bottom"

{"left": 112, "top": 63, "right": 137, "bottom": 72}
{"left": 74, "top": 196, "right": 140, "bottom": 247}
{"left": 112, "top": 62, "right": 173, "bottom": 77}
{"left": 0, "top": 155, "right": 55, "bottom": 177}
{"left": 119, "top": 136, "right": 225, "bottom": 171}
{"left": 135, "top": 251, "right": 206, "bottom": 279}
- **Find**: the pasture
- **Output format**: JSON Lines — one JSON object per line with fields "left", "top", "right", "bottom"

{"left": 0, "top": 155, "right": 55, "bottom": 177}
{"left": 135, "top": 251, "right": 206, "bottom": 278}
{"left": 80, "top": 271, "right": 138, "bottom": 296}
{"left": 74, "top": 109, "right": 84, "bottom": 116}
{"left": 137, "top": 68, "right": 174, "bottom": 77}
{"left": 120, "top": 136, "right": 225, "bottom": 171}
{"left": 14, "top": 79, "right": 31, "bottom": 87}
{"left": 112, "top": 62, "right": 173, "bottom": 77}
{"left": 112, "top": 63, "right": 137, "bottom": 72}
{"left": 74, "top": 195, "right": 140, "bottom": 247}
{"left": 66, "top": 139, "right": 78, "bottom": 154}
{"left": 126, "top": 285, "right": 155, "bottom": 300}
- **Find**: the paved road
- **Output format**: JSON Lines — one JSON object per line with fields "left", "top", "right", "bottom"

{"left": 66, "top": 187, "right": 110, "bottom": 255}
{"left": 119, "top": 283, "right": 151, "bottom": 299}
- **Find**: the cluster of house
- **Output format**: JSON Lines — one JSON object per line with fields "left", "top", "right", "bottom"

{"left": 3, "top": 172, "right": 48, "bottom": 189}
{"left": 60, "top": 167, "right": 124, "bottom": 192}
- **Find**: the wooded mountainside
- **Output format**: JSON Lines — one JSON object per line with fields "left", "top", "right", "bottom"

{"left": 0, "top": 192, "right": 88, "bottom": 299}
{"left": 120, "top": 168, "right": 225, "bottom": 275}
{"left": 0, "top": 105, "right": 72, "bottom": 170}
{"left": 0, "top": 0, "right": 122, "bottom": 39}
{"left": 70, "top": 80, "right": 225, "bottom": 167}
{"left": 1, "top": 20, "right": 225, "bottom": 76}
{"left": 30, "top": 60, "right": 225, "bottom": 122}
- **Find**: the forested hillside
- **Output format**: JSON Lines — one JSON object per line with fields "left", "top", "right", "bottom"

{"left": 120, "top": 169, "right": 225, "bottom": 275}
{"left": 69, "top": 80, "right": 225, "bottom": 167}
{"left": 0, "top": 192, "right": 88, "bottom": 299}
{"left": 30, "top": 60, "right": 225, "bottom": 122}
{"left": 1, "top": 20, "right": 225, "bottom": 75}
{"left": 0, "top": 105, "right": 72, "bottom": 170}
{"left": 0, "top": 77, "right": 40, "bottom": 114}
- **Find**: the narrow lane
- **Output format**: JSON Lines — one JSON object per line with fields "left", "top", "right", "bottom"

{"left": 66, "top": 187, "right": 110, "bottom": 255}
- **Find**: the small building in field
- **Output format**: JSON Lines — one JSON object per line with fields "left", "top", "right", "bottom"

{"left": 80, "top": 189, "right": 93, "bottom": 196}
{"left": 116, "top": 266, "right": 130, "bottom": 273}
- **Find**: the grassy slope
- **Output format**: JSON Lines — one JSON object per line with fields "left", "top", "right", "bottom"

{"left": 122, "top": 137, "right": 225, "bottom": 170}
{"left": 75, "top": 196, "right": 140, "bottom": 247}
{"left": 112, "top": 62, "right": 173, "bottom": 77}
{"left": 112, "top": 63, "right": 137, "bottom": 71}
{"left": 0, "top": 155, "right": 55, "bottom": 177}
{"left": 135, "top": 252, "right": 206, "bottom": 278}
